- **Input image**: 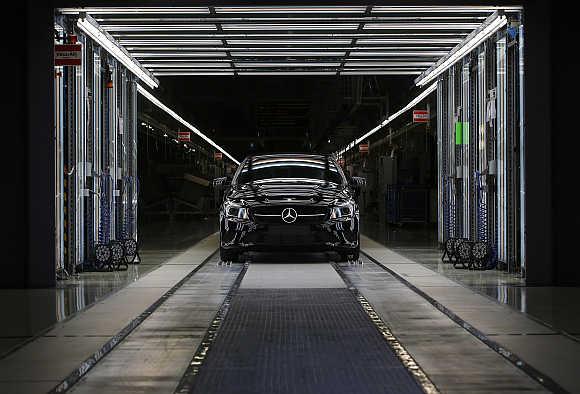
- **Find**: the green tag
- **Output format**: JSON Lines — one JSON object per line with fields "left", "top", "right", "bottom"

{"left": 455, "top": 122, "right": 462, "bottom": 145}
{"left": 462, "top": 122, "right": 469, "bottom": 144}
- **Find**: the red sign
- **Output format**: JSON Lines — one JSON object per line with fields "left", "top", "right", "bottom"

{"left": 177, "top": 131, "right": 191, "bottom": 142}
{"left": 214, "top": 152, "right": 223, "bottom": 161}
{"left": 413, "top": 109, "right": 430, "bottom": 123}
{"left": 54, "top": 44, "right": 82, "bottom": 66}
{"left": 359, "top": 143, "right": 369, "bottom": 154}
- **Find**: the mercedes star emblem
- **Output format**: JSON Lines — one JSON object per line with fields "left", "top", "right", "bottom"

{"left": 281, "top": 207, "right": 298, "bottom": 223}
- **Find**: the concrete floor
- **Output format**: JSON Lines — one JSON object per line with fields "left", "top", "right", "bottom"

{"left": 362, "top": 220, "right": 580, "bottom": 341}
{"left": 1, "top": 229, "right": 579, "bottom": 393}
{"left": 0, "top": 218, "right": 217, "bottom": 357}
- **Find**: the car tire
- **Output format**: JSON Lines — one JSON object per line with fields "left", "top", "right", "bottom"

{"left": 220, "top": 248, "right": 239, "bottom": 262}
{"left": 339, "top": 247, "right": 359, "bottom": 262}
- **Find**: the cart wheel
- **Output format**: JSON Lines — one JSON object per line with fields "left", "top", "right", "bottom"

{"left": 94, "top": 243, "right": 111, "bottom": 270}
{"left": 123, "top": 238, "right": 138, "bottom": 263}
{"left": 472, "top": 241, "right": 489, "bottom": 270}
{"left": 457, "top": 240, "right": 473, "bottom": 269}
{"left": 110, "top": 241, "right": 127, "bottom": 271}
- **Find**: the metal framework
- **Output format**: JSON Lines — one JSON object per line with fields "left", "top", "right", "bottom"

{"left": 436, "top": 18, "right": 524, "bottom": 273}
{"left": 58, "top": 6, "right": 521, "bottom": 76}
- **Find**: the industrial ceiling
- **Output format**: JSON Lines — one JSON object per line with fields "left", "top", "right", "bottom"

{"left": 58, "top": 5, "right": 522, "bottom": 77}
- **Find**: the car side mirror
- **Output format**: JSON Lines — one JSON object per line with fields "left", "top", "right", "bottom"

{"left": 349, "top": 176, "right": 366, "bottom": 198}
{"left": 212, "top": 176, "right": 232, "bottom": 203}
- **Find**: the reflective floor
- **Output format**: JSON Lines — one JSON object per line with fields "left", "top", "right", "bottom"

{"left": 2, "top": 232, "right": 580, "bottom": 393}
{"left": 361, "top": 218, "right": 580, "bottom": 340}
{"left": 0, "top": 217, "right": 217, "bottom": 357}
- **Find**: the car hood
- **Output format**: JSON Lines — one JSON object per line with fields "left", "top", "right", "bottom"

{"left": 227, "top": 180, "right": 350, "bottom": 206}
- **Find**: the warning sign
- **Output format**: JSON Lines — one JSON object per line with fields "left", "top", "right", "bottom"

{"left": 54, "top": 44, "right": 82, "bottom": 66}
{"left": 178, "top": 131, "right": 191, "bottom": 142}
{"left": 413, "top": 109, "right": 430, "bottom": 123}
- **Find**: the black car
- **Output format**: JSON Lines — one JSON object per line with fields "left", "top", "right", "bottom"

{"left": 213, "top": 153, "right": 365, "bottom": 262}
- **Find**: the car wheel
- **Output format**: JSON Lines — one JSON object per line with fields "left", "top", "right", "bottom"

{"left": 339, "top": 248, "right": 359, "bottom": 262}
{"left": 220, "top": 248, "right": 239, "bottom": 263}
{"left": 351, "top": 248, "right": 360, "bottom": 261}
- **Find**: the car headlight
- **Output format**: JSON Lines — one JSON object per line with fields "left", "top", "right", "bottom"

{"left": 225, "top": 202, "right": 250, "bottom": 221}
{"left": 330, "top": 201, "right": 355, "bottom": 220}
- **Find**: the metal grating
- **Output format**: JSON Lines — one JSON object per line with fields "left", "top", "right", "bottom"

{"left": 57, "top": 6, "right": 521, "bottom": 77}
{"left": 187, "top": 288, "right": 424, "bottom": 394}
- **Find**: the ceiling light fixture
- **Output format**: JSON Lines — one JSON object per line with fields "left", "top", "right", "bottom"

{"left": 356, "top": 38, "right": 463, "bottom": 44}
{"left": 58, "top": 7, "right": 211, "bottom": 14}
{"left": 229, "top": 51, "right": 346, "bottom": 57}
{"left": 364, "top": 22, "right": 480, "bottom": 30}
{"left": 214, "top": 6, "right": 367, "bottom": 14}
{"left": 133, "top": 53, "right": 228, "bottom": 58}
{"left": 118, "top": 40, "right": 224, "bottom": 45}
{"left": 101, "top": 24, "right": 217, "bottom": 31}
{"left": 415, "top": 12, "right": 507, "bottom": 86}
{"left": 153, "top": 71, "right": 235, "bottom": 76}
{"left": 77, "top": 15, "right": 159, "bottom": 89}
{"left": 222, "top": 23, "right": 359, "bottom": 30}
{"left": 237, "top": 71, "right": 336, "bottom": 76}
{"left": 234, "top": 62, "right": 341, "bottom": 67}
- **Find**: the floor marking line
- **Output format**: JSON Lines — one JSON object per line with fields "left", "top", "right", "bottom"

{"left": 387, "top": 244, "right": 580, "bottom": 345}
{"left": 47, "top": 250, "right": 219, "bottom": 394}
{"left": 362, "top": 251, "right": 569, "bottom": 394}
{"left": 330, "top": 261, "right": 440, "bottom": 394}
{"left": 174, "top": 261, "right": 249, "bottom": 394}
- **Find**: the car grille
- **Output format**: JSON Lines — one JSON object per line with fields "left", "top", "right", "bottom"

{"left": 251, "top": 205, "right": 328, "bottom": 224}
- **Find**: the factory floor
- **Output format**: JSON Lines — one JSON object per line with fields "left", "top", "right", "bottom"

{"left": 0, "top": 217, "right": 217, "bottom": 358}
{"left": 1, "top": 222, "right": 579, "bottom": 393}
{"left": 363, "top": 220, "right": 580, "bottom": 341}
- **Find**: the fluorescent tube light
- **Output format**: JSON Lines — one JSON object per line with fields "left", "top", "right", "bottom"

{"left": 133, "top": 52, "right": 228, "bottom": 58}
{"left": 227, "top": 39, "right": 353, "bottom": 45}
{"left": 340, "top": 70, "right": 422, "bottom": 75}
{"left": 370, "top": 6, "right": 522, "bottom": 13}
{"left": 230, "top": 51, "right": 346, "bottom": 57}
{"left": 222, "top": 24, "right": 359, "bottom": 31}
{"left": 137, "top": 84, "right": 239, "bottom": 164}
{"left": 344, "top": 61, "right": 434, "bottom": 67}
{"left": 77, "top": 15, "right": 159, "bottom": 89}
{"left": 234, "top": 62, "right": 341, "bottom": 67}
{"left": 145, "top": 63, "right": 232, "bottom": 68}
{"left": 59, "top": 7, "right": 211, "bottom": 14}
{"left": 214, "top": 6, "right": 367, "bottom": 14}
{"left": 154, "top": 71, "right": 235, "bottom": 76}
{"left": 337, "top": 82, "right": 436, "bottom": 156}
{"left": 415, "top": 12, "right": 507, "bottom": 86}
{"left": 356, "top": 38, "right": 463, "bottom": 44}
{"left": 349, "top": 51, "right": 448, "bottom": 57}
{"left": 149, "top": 68, "right": 233, "bottom": 72}
{"left": 364, "top": 22, "right": 480, "bottom": 30}
{"left": 238, "top": 71, "right": 336, "bottom": 75}
{"left": 101, "top": 24, "right": 217, "bottom": 31}
{"left": 155, "top": 70, "right": 234, "bottom": 77}
{"left": 118, "top": 40, "right": 224, "bottom": 45}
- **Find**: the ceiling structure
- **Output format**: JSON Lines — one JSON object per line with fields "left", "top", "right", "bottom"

{"left": 58, "top": 5, "right": 522, "bottom": 77}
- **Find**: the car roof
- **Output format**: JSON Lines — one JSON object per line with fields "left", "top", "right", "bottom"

{"left": 242, "top": 153, "right": 335, "bottom": 166}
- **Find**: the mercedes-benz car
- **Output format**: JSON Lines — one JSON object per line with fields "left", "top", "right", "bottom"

{"left": 213, "top": 153, "right": 365, "bottom": 262}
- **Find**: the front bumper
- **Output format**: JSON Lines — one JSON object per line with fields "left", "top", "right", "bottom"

{"left": 220, "top": 216, "right": 359, "bottom": 252}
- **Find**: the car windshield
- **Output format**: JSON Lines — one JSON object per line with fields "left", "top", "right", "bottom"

{"left": 235, "top": 156, "right": 344, "bottom": 185}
